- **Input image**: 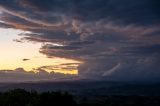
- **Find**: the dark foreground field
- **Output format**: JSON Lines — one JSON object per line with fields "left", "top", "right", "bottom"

{"left": 0, "top": 89, "right": 160, "bottom": 106}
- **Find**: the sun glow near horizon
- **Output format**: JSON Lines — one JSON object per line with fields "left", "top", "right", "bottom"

{"left": 0, "top": 28, "right": 80, "bottom": 75}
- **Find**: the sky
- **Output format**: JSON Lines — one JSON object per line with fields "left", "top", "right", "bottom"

{"left": 0, "top": 0, "right": 160, "bottom": 82}
{"left": 0, "top": 28, "right": 79, "bottom": 74}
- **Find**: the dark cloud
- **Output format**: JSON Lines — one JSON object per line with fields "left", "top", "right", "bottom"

{"left": 13, "top": 39, "right": 24, "bottom": 43}
{"left": 0, "top": 68, "right": 77, "bottom": 82}
{"left": 35, "top": 63, "right": 80, "bottom": 72}
{"left": 0, "top": 0, "right": 160, "bottom": 81}
{"left": 22, "top": 59, "right": 30, "bottom": 61}
{"left": 15, "top": 0, "right": 160, "bottom": 25}
{"left": 123, "top": 44, "right": 160, "bottom": 55}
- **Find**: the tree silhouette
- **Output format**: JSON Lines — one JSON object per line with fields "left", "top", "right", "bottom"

{"left": 0, "top": 89, "right": 160, "bottom": 106}
{"left": 0, "top": 89, "right": 76, "bottom": 106}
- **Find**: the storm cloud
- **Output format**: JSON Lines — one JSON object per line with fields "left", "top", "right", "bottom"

{"left": 0, "top": 0, "right": 160, "bottom": 81}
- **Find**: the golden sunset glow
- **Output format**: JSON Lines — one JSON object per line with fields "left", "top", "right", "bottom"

{"left": 0, "top": 28, "right": 80, "bottom": 75}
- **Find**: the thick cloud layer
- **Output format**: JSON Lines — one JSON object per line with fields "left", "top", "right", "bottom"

{"left": 0, "top": 0, "right": 160, "bottom": 81}
{"left": 0, "top": 68, "right": 77, "bottom": 82}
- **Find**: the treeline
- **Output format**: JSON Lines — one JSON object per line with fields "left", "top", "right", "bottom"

{"left": 0, "top": 89, "right": 76, "bottom": 106}
{"left": 0, "top": 89, "right": 160, "bottom": 106}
